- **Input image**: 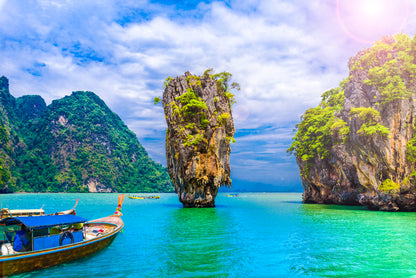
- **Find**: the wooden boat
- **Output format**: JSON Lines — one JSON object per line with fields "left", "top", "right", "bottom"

{"left": 0, "top": 194, "right": 125, "bottom": 277}
{"left": 50, "top": 198, "right": 79, "bottom": 215}
{"left": 0, "top": 208, "right": 45, "bottom": 219}
{"left": 0, "top": 199, "right": 79, "bottom": 219}
{"left": 226, "top": 194, "right": 239, "bottom": 197}
{"left": 128, "top": 195, "right": 160, "bottom": 200}
{"left": 128, "top": 195, "right": 145, "bottom": 199}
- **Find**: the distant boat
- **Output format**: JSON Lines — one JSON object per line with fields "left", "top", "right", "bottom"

{"left": 0, "top": 199, "right": 79, "bottom": 219}
{"left": 128, "top": 195, "right": 160, "bottom": 200}
{"left": 226, "top": 194, "right": 239, "bottom": 197}
{"left": 0, "top": 195, "right": 125, "bottom": 277}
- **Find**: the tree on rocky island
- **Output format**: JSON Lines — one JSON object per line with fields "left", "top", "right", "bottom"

{"left": 289, "top": 34, "right": 416, "bottom": 211}
{"left": 158, "top": 70, "right": 238, "bottom": 207}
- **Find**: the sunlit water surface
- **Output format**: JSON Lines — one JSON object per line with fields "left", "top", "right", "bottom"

{"left": 3, "top": 193, "right": 416, "bottom": 277}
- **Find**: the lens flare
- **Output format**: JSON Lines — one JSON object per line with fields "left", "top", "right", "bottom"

{"left": 336, "top": 0, "right": 409, "bottom": 44}
{"left": 361, "top": 0, "right": 384, "bottom": 18}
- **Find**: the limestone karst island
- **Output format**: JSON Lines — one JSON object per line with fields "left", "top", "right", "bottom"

{"left": 157, "top": 70, "right": 237, "bottom": 207}
{"left": 289, "top": 34, "right": 416, "bottom": 211}
{"left": 0, "top": 77, "right": 173, "bottom": 193}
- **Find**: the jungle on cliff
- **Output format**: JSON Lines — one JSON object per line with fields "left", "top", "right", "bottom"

{"left": 289, "top": 34, "right": 416, "bottom": 212}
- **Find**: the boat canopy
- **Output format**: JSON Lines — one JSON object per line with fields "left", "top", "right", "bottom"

{"left": 0, "top": 215, "right": 87, "bottom": 229}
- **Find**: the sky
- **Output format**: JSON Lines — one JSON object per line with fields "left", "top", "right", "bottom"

{"left": 0, "top": 0, "right": 414, "bottom": 192}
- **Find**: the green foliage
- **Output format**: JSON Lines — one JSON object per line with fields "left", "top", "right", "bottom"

{"left": 210, "top": 71, "right": 239, "bottom": 105}
{"left": 330, "top": 117, "right": 350, "bottom": 142}
{"left": 406, "top": 136, "right": 416, "bottom": 162}
{"left": 164, "top": 76, "right": 172, "bottom": 89}
{"left": 200, "top": 118, "right": 209, "bottom": 129}
{"left": 353, "top": 34, "right": 416, "bottom": 107}
{"left": 217, "top": 112, "right": 230, "bottom": 126}
{"left": 349, "top": 107, "right": 390, "bottom": 137}
{"left": 288, "top": 82, "right": 348, "bottom": 174}
{"left": 204, "top": 68, "right": 214, "bottom": 76}
{"left": 0, "top": 124, "right": 11, "bottom": 187}
{"left": 378, "top": 178, "right": 400, "bottom": 193}
{"left": 165, "top": 70, "right": 237, "bottom": 149}
{"left": 183, "top": 133, "right": 204, "bottom": 147}
{"left": 176, "top": 88, "right": 208, "bottom": 116}
{"left": 0, "top": 86, "right": 174, "bottom": 193}
{"left": 153, "top": 97, "right": 161, "bottom": 105}
{"left": 226, "top": 136, "right": 236, "bottom": 144}
{"left": 185, "top": 123, "right": 196, "bottom": 129}
{"left": 358, "top": 123, "right": 390, "bottom": 137}
{"left": 186, "top": 75, "right": 202, "bottom": 87}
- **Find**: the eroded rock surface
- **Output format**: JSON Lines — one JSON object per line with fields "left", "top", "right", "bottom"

{"left": 162, "top": 71, "right": 236, "bottom": 207}
{"left": 292, "top": 35, "right": 416, "bottom": 211}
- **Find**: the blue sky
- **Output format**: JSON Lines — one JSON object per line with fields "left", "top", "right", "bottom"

{"left": 0, "top": 0, "right": 414, "bottom": 191}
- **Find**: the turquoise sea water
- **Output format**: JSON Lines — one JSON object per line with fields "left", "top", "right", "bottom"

{"left": 3, "top": 192, "right": 416, "bottom": 277}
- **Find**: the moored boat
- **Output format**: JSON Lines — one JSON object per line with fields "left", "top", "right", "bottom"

{"left": 0, "top": 208, "right": 45, "bottom": 219}
{"left": 0, "top": 199, "right": 80, "bottom": 219}
{"left": 128, "top": 195, "right": 160, "bottom": 200}
{"left": 226, "top": 194, "right": 239, "bottom": 197}
{"left": 0, "top": 194, "right": 125, "bottom": 277}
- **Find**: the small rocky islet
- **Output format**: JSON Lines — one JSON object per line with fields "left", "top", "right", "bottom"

{"left": 159, "top": 70, "right": 237, "bottom": 207}
{"left": 289, "top": 34, "right": 416, "bottom": 211}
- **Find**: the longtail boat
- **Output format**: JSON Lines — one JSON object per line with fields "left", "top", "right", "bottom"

{"left": 0, "top": 199, "right": 80, "bottom": 219}
{"left": 128, "top": 195, "right": 160, "bottom": 200}
{"left": 50, "top": 198, "right": 79, "bottom": 216}
{"left": 0, "top": 194, "right": 125, "bottom": 277}
{"left": 226, "top": 194, "right": 239, "bottom": 197}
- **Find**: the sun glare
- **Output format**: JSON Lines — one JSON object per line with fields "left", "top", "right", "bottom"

{"left": 336, "top": 0, "right": 409, "bottom": 44}
{"left": 361, "top": 0, "right": 385, "bottom": 18}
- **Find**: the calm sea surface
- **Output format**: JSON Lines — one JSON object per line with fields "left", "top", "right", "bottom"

{"left": 3, "top": 192, "right": 416, "bottom": 277}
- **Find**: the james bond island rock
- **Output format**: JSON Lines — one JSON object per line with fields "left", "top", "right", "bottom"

{"left": 289, "top": 34, "right": 416, "bottom": 211}
{"left": 161, "top": 70, "right": 237, "bottom": 207}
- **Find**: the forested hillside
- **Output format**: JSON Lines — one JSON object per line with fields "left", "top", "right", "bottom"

{"left": 0, "top": 76, "right": 173, "bottom": 193}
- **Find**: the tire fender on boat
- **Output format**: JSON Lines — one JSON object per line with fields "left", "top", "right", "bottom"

{"left": 59, "top": 231, "right": 74, "bottom": 246}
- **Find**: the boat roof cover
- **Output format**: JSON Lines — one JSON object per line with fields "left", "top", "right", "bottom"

{"left": 0, "top": 215, "right": 87, "bottom": 229}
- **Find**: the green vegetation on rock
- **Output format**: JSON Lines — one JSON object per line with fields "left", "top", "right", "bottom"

{"left": 288, "top": 82, "right": 349, "bottom": 174}
{"left": 378, "top": 178, "right": 400, "bottom": 193}
{"left": 353, "top": 34, "right": 416, "bottom": 107}
{"left": 349, "top": 107, "right": 390, "bottom": 137}
{"left": 0, "top": 77, "right": 173, "bottom": 193}
{"left": 160, "top": 70, "right": 239, "bottom": 148}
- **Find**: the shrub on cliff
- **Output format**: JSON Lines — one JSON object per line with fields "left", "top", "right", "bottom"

{"left": 378, "top": 179, "right": 400, "bottom": 194}
{"left": 287, "top": 82, "right": 349, "bottom": 174}
{"left": 353, "top": 34, "right": 416, "bottom": 107}
{"left": 349, "top": 107, "right": 390, "bottom": 137}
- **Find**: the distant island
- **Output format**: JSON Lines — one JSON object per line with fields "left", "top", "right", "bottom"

{"left": 0, "top": 76, "right": 173, "bottom": 193}
{"left": 289, "top": 34, "right": 416, "bottom": 211}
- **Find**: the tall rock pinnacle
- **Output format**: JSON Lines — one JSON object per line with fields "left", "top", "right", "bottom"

{"left": 161, "top": 70, "right": 237, "bottom": 207}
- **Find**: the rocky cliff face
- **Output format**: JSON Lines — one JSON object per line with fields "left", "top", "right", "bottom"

{"left": 291, "top": 35, "right": 416, "bottom": 211}
{"left": 162, "top": 71, "right": 236, "bottom": 207}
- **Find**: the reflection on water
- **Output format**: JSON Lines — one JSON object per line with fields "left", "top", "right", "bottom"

{"left": 154, "top": 207, "right": 246, "bottom": 277}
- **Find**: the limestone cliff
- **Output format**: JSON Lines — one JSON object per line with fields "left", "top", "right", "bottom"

{"left": 161, "top": 70, "right": 236, "bottom": 207}
{"left": 290, "top": 34, "right": 416, "bottom": 211}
